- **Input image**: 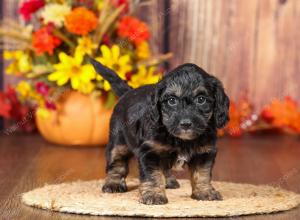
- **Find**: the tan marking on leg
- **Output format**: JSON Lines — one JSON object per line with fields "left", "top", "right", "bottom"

{"left": 190, "top": 166, "right": 212, "bottom": 192}
{"left": 190, "top": 163, "right": 222, "bottom": 200}
{"left": 139, "top": 170, "right": 166, "bottom": 194}
{"left": 108, "top": 145, "right": 130, "bottom": 179}
{"left": 104, "top": 162, "right": 127, "bottom": 188}
{"left": 111, "top": 145, "right": 129, "bottom": 160}
{"left": 139, "top": 170, "right": 168, "bottom": 204}
{"left": 107, "top": 164, "right": 126, "bottom": 179}
{"left": 102, "top": 145, "right": 130, "bottom": 193}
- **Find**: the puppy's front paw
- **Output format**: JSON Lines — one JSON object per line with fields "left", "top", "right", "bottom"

{"left": 139, "top": 192, "right": 168, "bottom": 205}
{"left": 166, "top": 177, "right": 180, "bottom": 189}
{"left": 191, "top": 188, "right": 222, "bottom": 201}
{"left": 102, "top": 180, "right": 127, "bottom": 193}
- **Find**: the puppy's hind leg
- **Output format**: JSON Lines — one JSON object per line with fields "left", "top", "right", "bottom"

{"left": 102, "top": 141, "right": 132, "bottom": 193}
{"left": 164, "top": 170, "right": 180, "bottom": 189}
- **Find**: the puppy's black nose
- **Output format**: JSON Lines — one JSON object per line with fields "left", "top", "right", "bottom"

{"left": 179, "top": 119, "right": 192, "bottom": 130}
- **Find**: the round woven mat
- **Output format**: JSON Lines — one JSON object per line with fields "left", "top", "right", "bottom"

{"left": 22, "top": 179, "right": 300, "bottom": 218}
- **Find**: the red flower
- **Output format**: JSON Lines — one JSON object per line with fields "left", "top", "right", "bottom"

{"left": 4, "top": 86, "right": 24, "bottom": 120}
{"left": 5, "top": 86, "right": 19, "bottom": 106}
{"left": 35, "top": 82, "right": 49, "bottom": 96}
{"left": 113, "top": 0, "right": 129, "bottom": 13}
{"left": 0, "top": 86, "right": 36, "bottom": 133}
{"left": 32, "top": 25, "right": 61, "bottom": 55}
{"left": 45, "top": 101, "right": 56, "bottom": 110}
{"left": 0, "top": 92, "right": 12, "bottom": 118}
{"left": 125, "top": 72, "right": 133, "bottom": 81}
{"left": 102, "top": 34, "right": 111, "bottom": 45}
{"left": 117, "top": 16, "right": 150, "bottom": 45}
{"left": 19, "top": 0, "right": 45, "bottom": 21}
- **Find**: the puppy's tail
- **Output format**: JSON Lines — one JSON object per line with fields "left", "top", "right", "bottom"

{"left": 89, "top": 58, "right": 132, "bottom": 97}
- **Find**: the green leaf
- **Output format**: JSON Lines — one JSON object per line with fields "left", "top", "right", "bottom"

{"left": 104, "top": 91, "right": 117, "bottom": 109}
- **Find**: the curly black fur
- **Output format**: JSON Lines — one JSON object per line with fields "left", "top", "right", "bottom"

{"left": 90, "top": 59, "right": 230, "bottom": 205}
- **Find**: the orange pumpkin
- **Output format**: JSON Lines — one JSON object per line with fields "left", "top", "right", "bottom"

{"left": 36, "top": 91, "right": 113, "bottom": 146}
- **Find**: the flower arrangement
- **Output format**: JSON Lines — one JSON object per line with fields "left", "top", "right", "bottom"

{"left": 219, "top": 96, "right": 300, "bottom": 137}
{"left": 1, "top": 0, "right": 170, "bottom": 121}
{"left": 0, "top": 1, "right": 299, "bottom": 137}
{"left": 0, "top": 86, "right": 36, "bottom": 133}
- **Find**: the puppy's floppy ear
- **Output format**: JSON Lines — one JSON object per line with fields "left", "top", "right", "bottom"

{"left": 209, "top": 77, "right": 230, "bottom": 128}
{"left": 149, "top": 85, "right": 161, "bottom": 125}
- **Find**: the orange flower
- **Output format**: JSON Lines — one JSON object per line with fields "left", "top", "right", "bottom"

{"left": 261, "top": 96, "right": 300, "bottom": 132}
{"left": 65, "top": 7, "right": 97, "bottom": 35}
{"left": 117, "top": 16, "right": 150, "bottom": 45}
{"left": 32, "top": 25, "right": 61, "bottom": 55}
{"left": 225, "top": 101, "right": 243, "bottom": 137}
{"left": 224, "top": 97, "right": 253, "bottom": 137}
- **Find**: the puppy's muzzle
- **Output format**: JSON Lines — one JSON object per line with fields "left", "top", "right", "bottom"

{"left": 179, "top": 119, "right": 192, "bottom": 130}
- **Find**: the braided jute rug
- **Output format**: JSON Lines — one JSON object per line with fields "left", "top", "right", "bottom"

{"left": 22, "top": 179, "right": 300, "bottom": 218}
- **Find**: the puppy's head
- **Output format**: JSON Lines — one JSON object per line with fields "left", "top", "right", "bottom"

{"left": 151, "top": 64, "right": 229, "bottom": 140}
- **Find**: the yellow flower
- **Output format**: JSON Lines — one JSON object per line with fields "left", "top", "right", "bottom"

{"left": 103, "top": 81, "right": 111, "bottom": 91}
{"left": 76, "top": 36, "right": 97, "bottom": 55}
{"left": 48, "top": 51, "right": 96, "bottom": 90}
{"left": 136, "top": 41, "right": 151, "bottom": 60}
{"left": 96, "top": 44, "right": 132, "bottom": 91}
{"left": 97, "top": 0, "right": 104, "bottom": 10}
{"left": 36, "top": 107, "right": 50, "bottom": 119}
{"left": 16, "top": 81, "right": 44, "bottom": 105}
{"left": 16, "top": 81, "right": 32, "bottom": 98}
{"left": 41, "top": 3, "right": 71, "bottom": 27}
{"left": 129, "top": 65, "right": 161, "bottom": 88}
{"left": 4, "top": 50, "right": 32, "bottom": 74}
{"left": 78, "top": 81, "right": 95, "bottom": 94}
{"left": 30, "top": 91, "right": 44, "bottom": 106}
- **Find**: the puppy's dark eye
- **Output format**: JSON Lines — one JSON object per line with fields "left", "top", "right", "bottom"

{"left": 167, "top": 97, "right": 178, "bottom": 106}
{"left": 196, "top": 96, "right": 206, "bottom": 105}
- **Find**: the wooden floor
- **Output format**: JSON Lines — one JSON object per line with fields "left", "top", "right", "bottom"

{"left": 0, "top": 134, "right": 299, "bottom": 220}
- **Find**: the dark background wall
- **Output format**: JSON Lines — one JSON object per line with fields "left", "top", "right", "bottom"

{"left": 2, "top": 0, "right": 300, "bottom": 112}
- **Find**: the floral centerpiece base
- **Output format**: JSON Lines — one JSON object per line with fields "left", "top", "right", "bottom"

{"left": 36, "top": 91, "right": 112, "bottom": 146}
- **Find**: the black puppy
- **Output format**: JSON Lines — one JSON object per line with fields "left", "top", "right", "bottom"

{"left": 90, "top": 59, "right": 229, "bottom": 205}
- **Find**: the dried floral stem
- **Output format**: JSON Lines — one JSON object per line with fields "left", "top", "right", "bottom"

{"left": 0, "top": 44, "right": 33, "bottom": 50}
{"left": 0, "top": 29, "right": 31, "bottom": 42}
{"left": 0, "top": 28, "right": 33, "bottom": 50}
{"left": 94, "top": 4, "right": 125, "bottom": 54}
{"left": 1, "top": 21, "right": 23, "bottom": 32}
{"left": 99, "top": 0, "right": 110, "bottom": 23}
{"left": 137, "top": 52, "right": 173, "bottom": 67}
{"left": 52, "top": 29, "right": 75, "bottom": 49}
